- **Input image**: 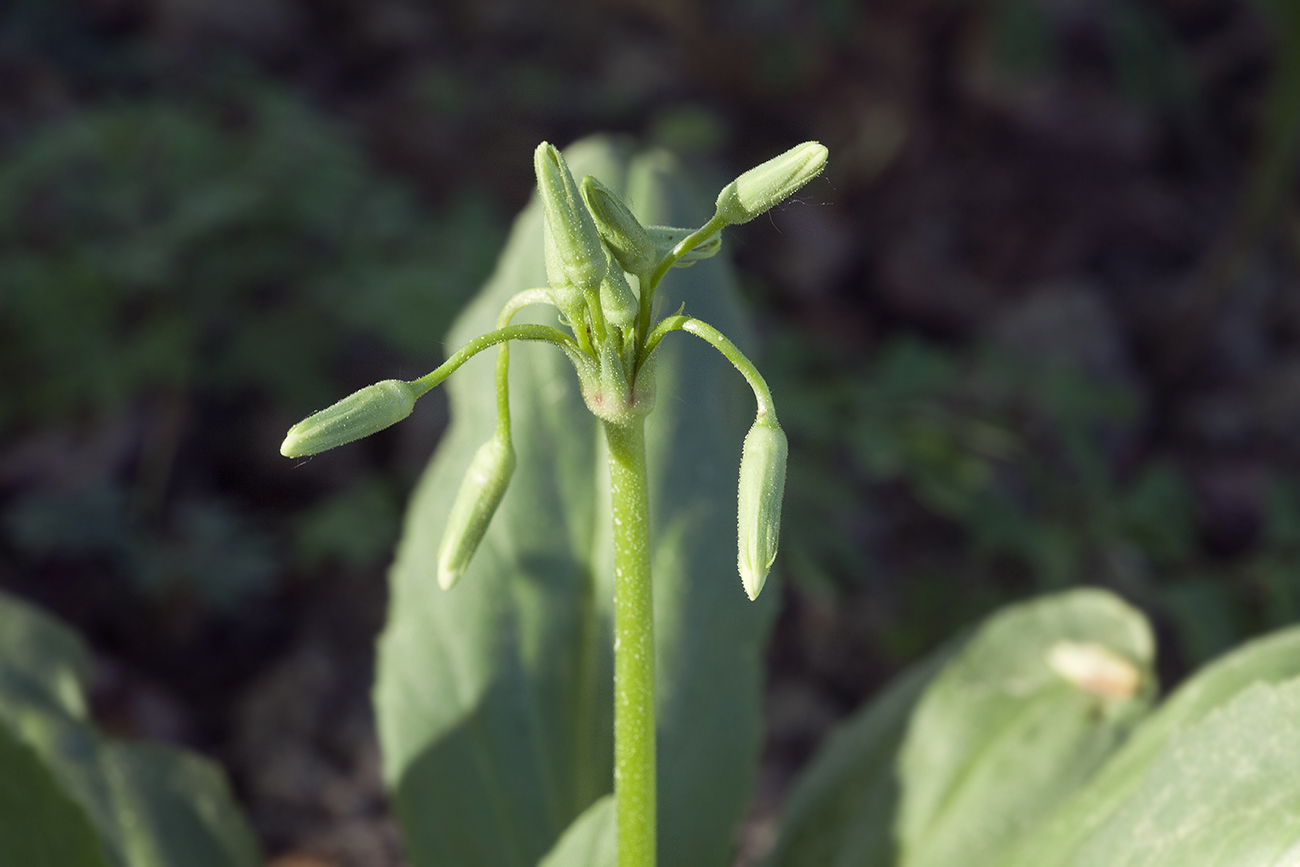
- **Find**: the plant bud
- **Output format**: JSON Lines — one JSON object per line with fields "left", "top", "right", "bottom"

{"left": 580, "top": 175, "right": 656, "bottom": 275}
{"left": 647, "top": 225, "right": 721, "bottom": 266}
{"left": 281, "top": 380, "right": 416, "bottom": 458}
{"left": 437, "top": 433, "right": 516, "bottom": 590}
{"left": 714, "top": 141, "right": 828, "bottom": 226}
{"left": 600, "top": 257, "right": 638, "bottom": 329}
{"left": 535, "top": 142, "right": 607, "bottom": 294}
{"left": 737, "top": 417, "right": 788, "bottom": 600}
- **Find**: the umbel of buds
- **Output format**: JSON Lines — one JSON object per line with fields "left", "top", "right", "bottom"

{"left": 736, "top": 417, "right": 789, "bottom": 600}
{"left": 281, "top": 380, "right": 417, "bottom": 458}
{"left": 282, "top": 138, "right": 828, "bottom": 602}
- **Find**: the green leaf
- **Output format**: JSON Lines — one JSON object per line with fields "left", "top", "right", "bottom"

{"left": 1064, "top": 678, "right": 1300, "bottom": 866}
{"left": 896, "top": 589, "right": 1155, "bottom": 867}
{"left": 1004, "top": 623, "right": 1300, "bottom": 866}
{"left": 538, "top": 794, "right": 616, "bottom": 867}
{"left": 763, "top": 641, "right": 960, "bottom": 867}
{"left": 0, "top": 721, "right": 113, "bottom": 867}
{"left": 0, "top": 590, "right": 261, "bottom": 867}
{"left": 374, "top": 137, "right": 777, "bottom": 867}
{"left": 766, "top": 588, "right": 1153, "bottom": 867}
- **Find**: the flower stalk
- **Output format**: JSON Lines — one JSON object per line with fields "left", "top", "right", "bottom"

{"left": 280, "top": 139, "right": 826, "bottom": 867}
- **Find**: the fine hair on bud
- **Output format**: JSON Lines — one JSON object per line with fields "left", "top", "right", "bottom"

{"left": 715, "top": 141, "right": 828, "bottom": 226}
{"left": 580, "top": 175, "right": 656, "bottom": 275}
{"left": 281, "top": 379, "right": 417, "bottom": 458}
{"left": 437, "top": 433, "right": 516, "bottom": 590}
{"left": 535, "top": 142, "right": 607, "bottom": 294}
{"left": 737, "top": 417, "right": 788, "bottom": 600}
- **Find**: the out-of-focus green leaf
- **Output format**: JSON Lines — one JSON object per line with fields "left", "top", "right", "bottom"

{"left": 1004, "top": 624, "right": 1300, "bottom": 866}
{"left": 0, "top": 721, "right": 113, "bottom": 867}
{"left": 538, "top": 794, "right": 616, "bottom": 867}
{"left": 766, "top": 588, "right": 1153, "bottom": 867}
{"left": 375, "top": 137, "right": 775, "bottom": 867}
{"left": 896, "top": 589, "right": 1155, "bottom": 867}
{"left": 0, "top": 590, "right": 261, "bottom": 867}
{"left": 1064, "top": 679, "right": 1300, "bottom": 866}
{"left": 763, "top": 641, "right": 959, "bottom": 867}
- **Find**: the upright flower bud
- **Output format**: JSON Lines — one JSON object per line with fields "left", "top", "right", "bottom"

{"left": 736, "top": 417, "right": 788, "bottom": 600}
{"left": 280, "top": 379, "right": 417, "bottom": 458}
{"left": 535, "top": 142, "right": 607, "bottom": 294}
{"left": 437, "top": 432, "right": 516, "bottom": 590}
{"left": 714, "top": 141, "right": 828, "bottom": 226}
{"left": 600, "top": 256, "right": 638, "bottom": 330}
{"left": 580, "top": 175, "right": 656, "bottom": 275}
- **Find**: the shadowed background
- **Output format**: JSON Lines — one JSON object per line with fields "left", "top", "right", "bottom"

{"left": 1, "top": 0, "right": 1298, "bottom": 864}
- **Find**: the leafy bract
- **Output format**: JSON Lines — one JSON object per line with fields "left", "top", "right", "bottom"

{"left": 0, "top": 590, "right": 261, "bottom": 867}
{"left": 374, "top": 137, "right": 777, "bottom": 867}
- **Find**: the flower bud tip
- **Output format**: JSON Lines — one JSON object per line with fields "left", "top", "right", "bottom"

{"left": 281, "top": 380, "right": 417, "bottom": 458}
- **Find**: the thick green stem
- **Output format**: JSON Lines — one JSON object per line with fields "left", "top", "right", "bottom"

{"left": 604, "top": 419, "right": 656, "bottom": 867}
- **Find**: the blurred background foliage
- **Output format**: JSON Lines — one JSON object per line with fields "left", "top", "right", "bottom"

{"left": 1, "top": 0, "right": 1300, "bottom": 863}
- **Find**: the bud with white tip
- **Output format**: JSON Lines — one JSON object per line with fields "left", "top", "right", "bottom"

{"left": 281, "top": 380, "right": 417, "bottom": 458}
{"left": 715, "top": 141, "right": 828, "bottom": 226}
{"left": 437, "top": 432, "right": 516, "bottom": 590}
{"left": 737, "top": 417, "right": 788, "bottom": 600}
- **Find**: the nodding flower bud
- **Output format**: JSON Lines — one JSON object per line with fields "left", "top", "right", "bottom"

{"left": 535, "top": 142, "right": 607, "bottom": 295}
{"left": 647, "top": 225, "right": 721, "bottom": 266}
{"left": 714, "top": 141, "right": 828, "bottom": 226}
{"left": 437, "top": 432, "right": 516, "bottom": 590}
{"left": 736, "top": 417, "right": 788, "bottom": 600}
{"left": 580, "top": 176, "right": 656, "bottom": 276}
{"left": 600, "top": 256, "right": 638, "bottom": 330}
{"left": 281, "top": 380, "right": 416, "bottom": 458}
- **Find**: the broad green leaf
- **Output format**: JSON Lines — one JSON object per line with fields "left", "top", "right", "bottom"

{"left": 763, "top": 641, "right": 960, "bottom": 867}
{"left": 1004, "top": 623, "right": 1300, "bottom": 866}
{"left": 0, "top": 590, "right": 91, "bottom": 722}
{"left": 1064, "top": 678, "right": 1300, "bottom": 866}
{"left": 375, "top": 137, "right": 776, "bottom": 867}
{"left": 538, "top": 794, "right": 616, "bottom": 867}
{"left": 97, "top": 742, "right": 263, "bottom": 867}
{"left": 0, "top": 721, "right": 113, "bottom": 867}
{"left": 897, "top": 589, "right": 1155, "bottom": 867}
{"left": 0, "top": 590, "right": 261, "bottom": 867}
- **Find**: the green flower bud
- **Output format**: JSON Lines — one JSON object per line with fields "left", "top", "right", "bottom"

{"left": 647, "top": 225, "right": 721, "bottom": 266}
{"left": 437, "top": 433, "right": 516, "bottom": 590}
{"left": 736, "top": 417, "right": 788, "bottom": 600}
{"left": 535, "top": 142, "right": 607, "bottom": 294}
{"left": 600, "top": 256, "right": 638, "bottom": 330}
{"left": 714, "top": 141, "right": 828, "bottom": 226}
{"left": 580, "top": 175, "right": 656, "bottom": 275}
{"left": 280, "top": 379, "right": 416, "bottom": 458}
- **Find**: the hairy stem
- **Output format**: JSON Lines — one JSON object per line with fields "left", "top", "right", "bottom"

{"left": 604, "top": 419, "right": 656, "bottom": 867}
{"left": 408, "top": 324, "right": 577, "bottom": 398}
{"left": 644, "top": 315, "right": 778, "bottom": 420}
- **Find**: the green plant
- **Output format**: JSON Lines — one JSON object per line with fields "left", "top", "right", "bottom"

{"left": 282, "top": 137, "right": 828, "bottom": 867}
{"left": 277, "top": 137, "right": 1300, "bottom": 867}
{"left": 0, "top": 588, "right": 260, "bottom": 867}
{"left": 8, "top": 135, "right": 1300, "bottom": 867}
